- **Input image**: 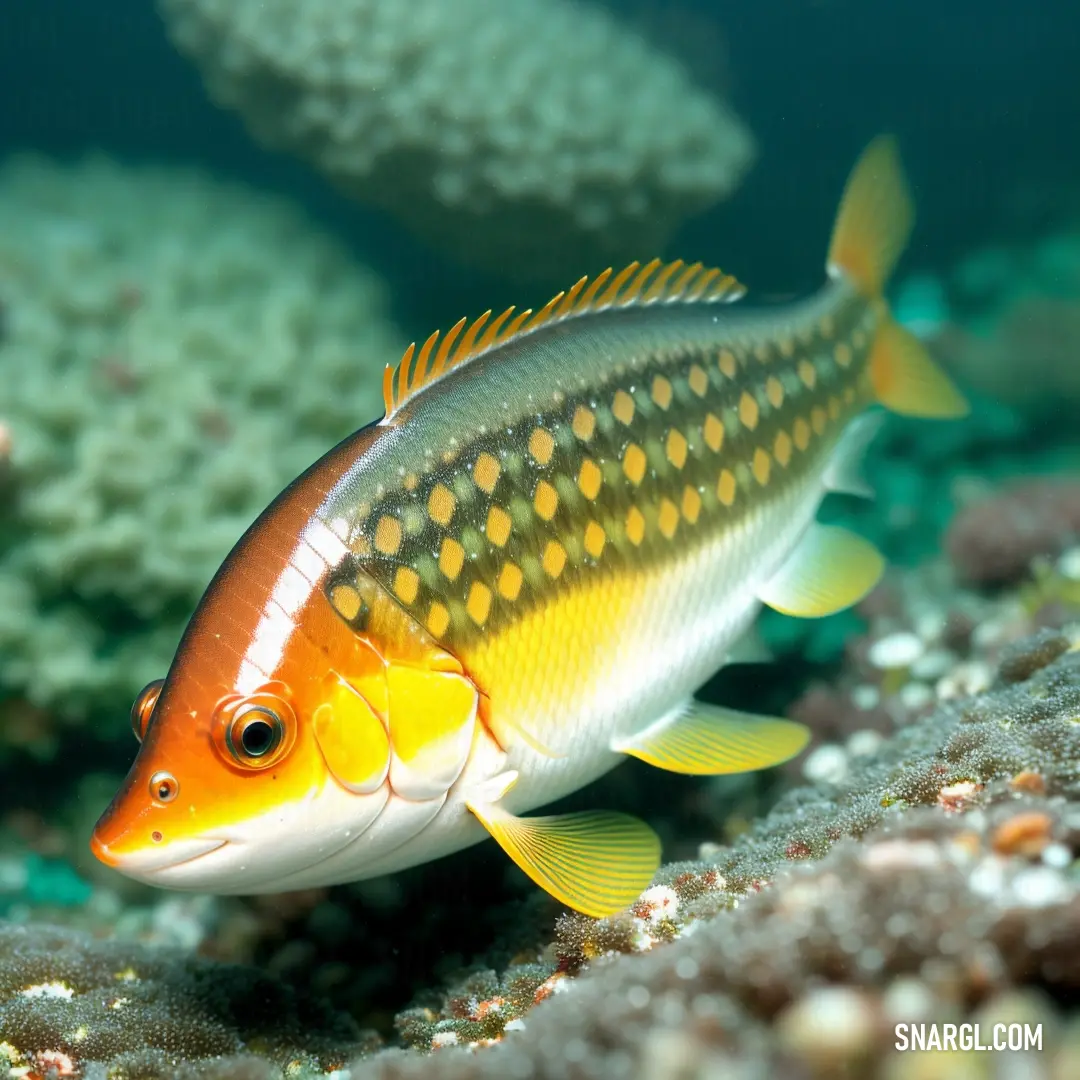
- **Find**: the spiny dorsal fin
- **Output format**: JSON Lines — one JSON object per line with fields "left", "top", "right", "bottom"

{"left": 381, "top": 258, "right": 746, "bottom": 419}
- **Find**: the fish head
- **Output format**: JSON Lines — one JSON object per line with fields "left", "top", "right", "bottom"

{"left": 91, "top": 428, "right": 479, "bottom": 892}
{"left": 88, "top": 544, "right": 473, "bottom": 892}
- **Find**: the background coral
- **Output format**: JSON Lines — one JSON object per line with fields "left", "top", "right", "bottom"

{"left": 157, "top": 0, "right": 755, "bottom": 281}
{"left": 0, "top": 921, "right": 376, "bottom": 1079}
{"left": 945, "top": 479, "right": 1080, "bottom": 585}
{"left": 0, "top": 154, "right": 401, "bottom": 726}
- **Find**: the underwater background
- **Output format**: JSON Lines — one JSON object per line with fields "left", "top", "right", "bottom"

{"left": 0, "top": 1, "right": 1078, "bottom": 1077}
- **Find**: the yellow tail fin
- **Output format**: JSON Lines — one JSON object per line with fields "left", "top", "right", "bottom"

{"left": 829, "top": 136, "right": 968, "bottom": 419}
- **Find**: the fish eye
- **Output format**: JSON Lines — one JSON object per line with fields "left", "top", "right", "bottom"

{"left": 131, "top": 678, "right": 165, "bottom": 743}
{"left": 149, "top": 770, "right": 179, "bottom": 803}
{"left": 225, "top": 701, "right": 289, "bottom": 768}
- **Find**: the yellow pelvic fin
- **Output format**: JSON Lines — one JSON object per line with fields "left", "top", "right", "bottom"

{"left": 827, "top": 135, "right": 913, "bottom": 296}
{"left": 466, "top": 798, "right": 661, "bottom": 918}
{"left": 613, "top": 702, "right": 810, "bottom": 776}
{"left": 381, "top": 258, "right": 745, "bottom": 419}
{"left": 869, "top": 317, "right": 969, "bottom": 419}
{"left": 758, "top": 522, "right": 884, "bottom": 618}
{"left": 312, "top": 681, "right": 390, "bottom": 794}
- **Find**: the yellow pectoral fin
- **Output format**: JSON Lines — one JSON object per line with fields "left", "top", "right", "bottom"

{"left": 313, "top": 681, "right": 391, "bottom": 794}
{"left": 758, "top": 523, "right": 884, "bottom": 618}
{"left": 613, "top": 702, "right": 810, "bottom": 776}
{"left": 387, "top": 665, "right": 478, "bottom": 799}
{"left": 466, "top": 799, "right": 661, "bottom": 918}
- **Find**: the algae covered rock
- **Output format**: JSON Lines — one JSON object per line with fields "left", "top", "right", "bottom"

{"left": 0, "top": 155, "right": 402, "bottom": 728}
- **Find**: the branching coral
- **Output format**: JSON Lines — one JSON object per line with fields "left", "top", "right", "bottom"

{"left": 157, "top": 0, "right": 755, "bottom": 281}
{"left": 0, "top": 154, "right": 401, "bottom": 726}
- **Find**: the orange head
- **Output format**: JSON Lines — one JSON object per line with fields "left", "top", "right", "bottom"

{"left": 90, "top": 432, "right": 482, "bottom": 893}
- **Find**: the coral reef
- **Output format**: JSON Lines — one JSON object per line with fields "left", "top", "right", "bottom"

{"left": 157, "top": 0, "right": 755, "bottom": 281}
{"left": 945, "top": 479, "right": 1080, "bottom": 586}
{"left": 366, "top": 639, "right": 1080, "bottom": 1076}
{"left": 0, "top": 155, "right": 401, "bottom": 725}
{"left": 0, "top": 921, "right": 377, "bottom": 1079}
{"left": 3, "top": 630, "right": 1077, "bottom": 1078}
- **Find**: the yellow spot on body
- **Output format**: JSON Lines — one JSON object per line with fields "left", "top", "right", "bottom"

{"left": 828, "top": 395, "right": 842, "bottom": 421}
{"left": 779, "top": 336, "right": 795, "bottom": 358}
{"left": 658, "top": 498, "right": 679, "bottom": 539}
{"left": 718, "top": 349, "right": 737, "bottom": 379}
{"left": 374, "top": 515, "right": 403, "bottom": 555}
{"left": 766, "top": 376, "right": 784, "bottom": 409}
{"left": 774, "top": 430, "right": 793, "bottom": 467}
{"left": 752, "top": 447, "right": 771, "bottom": 486}
{"left": 688, "top": 365, "right": 709, "bottom": 397}
{"left": 812, "top": 406, "right": 828, "bottom": 435}
{"left": 393, "top": 566, "right": 420, "bottom": 605}
{"left": 439, "top": 537, "right": 465, "bottom": 581}
{"left": 703, "top": 413, "right": 724, "bottom": 452}
{"left": 613, "top": 389, "right": 635, "bottom": 426}
{"left": 798, "top": 359, "right": 817, "bottom": 390}
{"left": 529, "top": 427, "right": 555, "bottom": 466}
{"left": 820, "top": 313, "right": 835, "bottom": 338}
{"left": 486, "top": 505, "right": 512, "bottom": 546}
{"left": 572, "top": 405, "right": 596, "bottom": 442}
{"left": 498, "top": 562, "right": 523, "bottom": 601}
{"left": 681, "top": 486, "right": 701, "bottom": 524}
{"left": 665, "top": 429, "right": 688, "bottom": 469}
{"left": 427, "top": 602, "right": 450, "bottom": 638}
{"left": 625, "top": 506, "right": 645, "bottom": 545}
{"left": 793, "top": 417, "right": 811, "bottom": 451}
{"left": 623, "top": 443, "right": 647, "bottom": 486}
{"left": 754, "top": 342, "right": 770, "bottom": 363}
{"left": 534, "top": 480, "right": 559, "bottom": 521}
{"left": 651, "top": 375, "right": 673, "bottom": 410}
{"left": 473, "top": 453, "right": 501, "bottom": 494}
{"left": 428, "top": 484, "right": 456, "bottom": 527}
{"left": 542, "top": 540, "right": 567, "bottom": 578}
{"left": 834, "top": 342, "right": 853, "bottom": 368}
{"left": 738, "top": 391, "right": 759, "bottom": 431}
{"left": 717, "top": 470, "right": 736, "bottom": 506}
{"left": 466, "top": 582, "right": 492, "bottom": 626}
{"left": 403, "top": 472, "right": 420, "bottom": 492}
{"left": 584, "top": 521, "right": 606, "bottom": 558}
{"left": 578, "top": 459, "right": 602, "bottom": 500}
{"left": 330, "top": 584, "right": 362, "bottom": 621}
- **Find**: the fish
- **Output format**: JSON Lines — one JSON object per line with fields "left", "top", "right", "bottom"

{"left": 91, "top": 137, "right": 967, "bottom": 917}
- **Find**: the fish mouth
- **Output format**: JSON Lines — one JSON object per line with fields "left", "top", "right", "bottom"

{"left": 91, "top": 833, "right": 229, "bottom": 877}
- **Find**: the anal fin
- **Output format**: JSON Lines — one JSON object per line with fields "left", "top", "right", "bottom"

{"left": 466, "top": 782, "right": 660, "bottom": 917}
{"left": 758, "top": 522, "right": 884, "bottom": 618}
{"left": 613, "top": 702, "right": 809, "bottom": 775}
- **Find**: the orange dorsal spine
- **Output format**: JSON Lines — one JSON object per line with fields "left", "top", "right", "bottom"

{"left": 380, "top": 258, "right": 746, "bottom": 419}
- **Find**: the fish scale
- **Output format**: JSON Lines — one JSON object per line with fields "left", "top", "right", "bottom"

{"left": 325, "top": 285, "right": 878, "bottom": 656}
